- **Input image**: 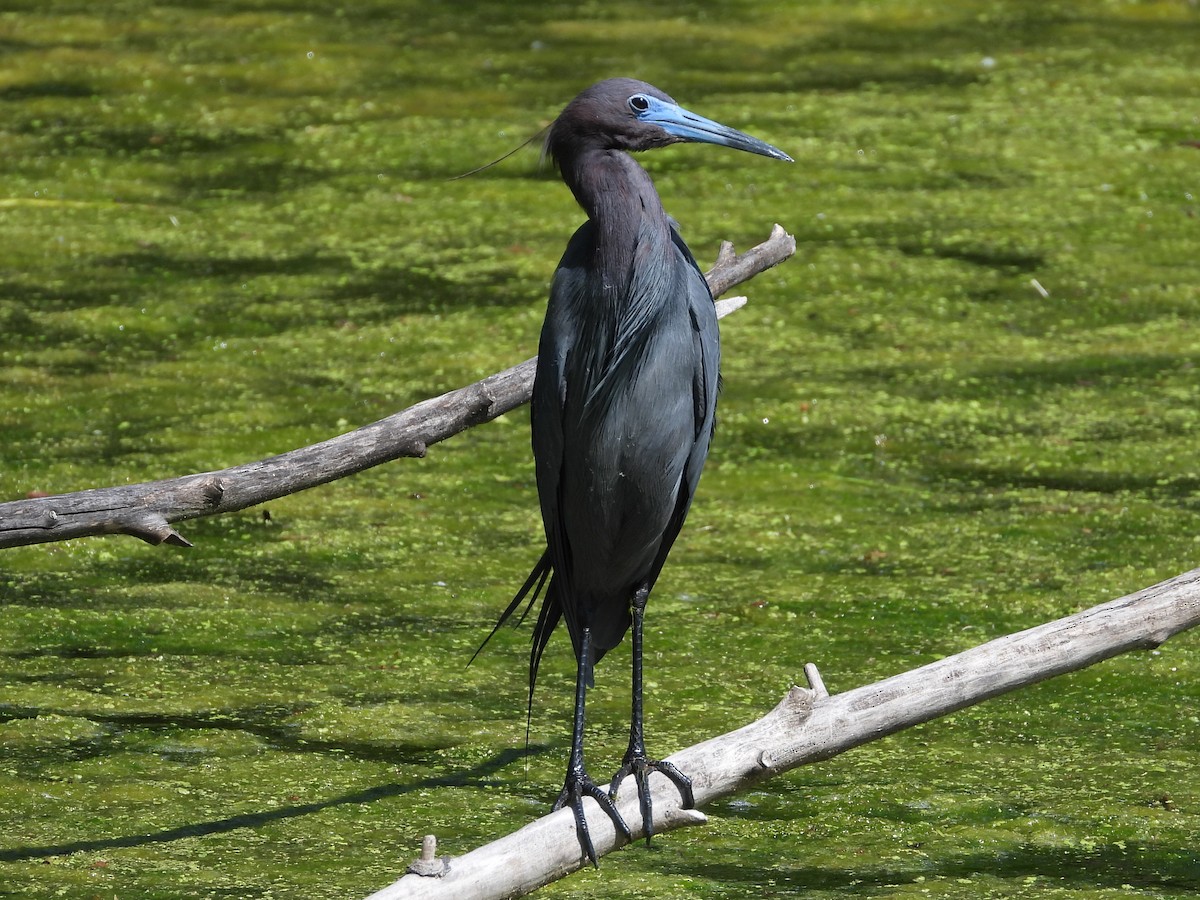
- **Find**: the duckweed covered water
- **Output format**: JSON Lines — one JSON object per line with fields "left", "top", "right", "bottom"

{"left": 2, "top": 1, "right": 1198, "bottom": 897}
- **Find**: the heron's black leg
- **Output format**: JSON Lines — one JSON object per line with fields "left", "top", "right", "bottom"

{"left": 609, "top": 585, "right": 695, "bottom": 843}
{"left": 553, "top": 627, "right": 632, "bottom": 866}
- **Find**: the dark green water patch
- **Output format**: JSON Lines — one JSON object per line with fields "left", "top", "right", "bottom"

{"left": 0, "top": 80, "right": 95, "bottom": 101}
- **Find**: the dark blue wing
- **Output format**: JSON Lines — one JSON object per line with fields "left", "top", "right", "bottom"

{"left": 641, "top": 224, "right": 719, "bottom": 585}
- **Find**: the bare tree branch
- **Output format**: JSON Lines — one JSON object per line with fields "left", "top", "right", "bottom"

{"left": 365, "top": 566, "right": 1200, "bottom": 900}
{"left": 0, "top": 225, "right": 797, "bottom": 550}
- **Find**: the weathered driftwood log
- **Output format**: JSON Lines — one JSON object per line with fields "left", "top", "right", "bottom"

{"left": 365, "top": 566, "right": 1200, "bottom": 900}
{"left": 0, "top": 225, "right": 796, "bottom": 550}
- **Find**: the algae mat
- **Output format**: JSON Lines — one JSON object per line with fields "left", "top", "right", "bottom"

{"left": 2, "top": 1, "right": 1198, "bottom": 897}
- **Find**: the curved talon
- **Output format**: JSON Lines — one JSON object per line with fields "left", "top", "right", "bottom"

{"left": 556, "top": 771, "right": 632, "bottom": 866}
{"left": 609, "top": 756, "right": 695, "bottom": 843}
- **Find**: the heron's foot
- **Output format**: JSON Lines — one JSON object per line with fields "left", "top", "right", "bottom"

{"left": 554, "top": 769, "right": 633, "bottom": 867}
{"left": 608, "top": 752, "right": 694, "bottom": 843}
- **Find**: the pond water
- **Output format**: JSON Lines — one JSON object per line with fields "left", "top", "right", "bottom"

{"left": 1, "top": 1, "right": 1198, "bottom": 897}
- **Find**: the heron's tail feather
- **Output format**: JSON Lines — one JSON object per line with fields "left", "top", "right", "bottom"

{"left": 468, "top": 551, "right": 552, "bottom": 666}
{"left": 526, "top": 565, "right": 563, "bottom": 751}
{"left": 527, "top": 570, "right": 562, "bottom": 700}
{"left": 469, "top": 552, "right": 564, "bottom": 757}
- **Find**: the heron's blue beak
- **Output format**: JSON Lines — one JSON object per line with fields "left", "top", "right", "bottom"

{"left": 638, "top": 95, "right": 793, "bottom": 162}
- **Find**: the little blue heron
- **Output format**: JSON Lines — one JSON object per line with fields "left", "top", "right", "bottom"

{"left": 485, "top": 78, "right": 791, "bottom": 864}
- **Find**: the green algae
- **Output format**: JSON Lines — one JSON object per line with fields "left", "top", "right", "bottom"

{"left": 2, "top": 0, "right": 1199, "bottom": 897}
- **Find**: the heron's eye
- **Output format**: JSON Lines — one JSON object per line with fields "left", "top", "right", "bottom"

{"left": 628, "top": 94, "right": 650, "bottom": 115}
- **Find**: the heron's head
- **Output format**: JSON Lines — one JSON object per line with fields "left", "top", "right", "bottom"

{"left": 545, "top": 78, "right": 792, "bottom": 167}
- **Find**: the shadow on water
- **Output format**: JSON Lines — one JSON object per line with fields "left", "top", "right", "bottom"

{"left": 0, "top": 279, "right": 145, "bottom": 319}
{"left": 12, "top": 120, "right": 274, "bottom": 158}
{"left": 833, "top": 352, "right": 1197, "bottom": 403}
{"left": 331, "top": 264, "right": 534, "bottom": 315}
{"left": 896, "top": 240, "right": 1046, "bottom": 273}
{"left": 0, "top": 745, "right": 540, "bottom": 863}
{"left": 102, "top": 248, "right": 345, "bottom": 282}
{"left": 651, "top": 841, "right": 1200, "bottom": 893}
{"left": 0, "top": 252, "right": 530, "bottom": 334}
{"left": 0, "top": 80, "right": 94, "bottom": 100}
{"left": 0, "top": 702, "right": 506, "bottom": 766}
{"left": 176, "top": 156, "right": 335, "bottom": 196}
{"left": 933, "top": 461, "right": 1200, "bottom": 500}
